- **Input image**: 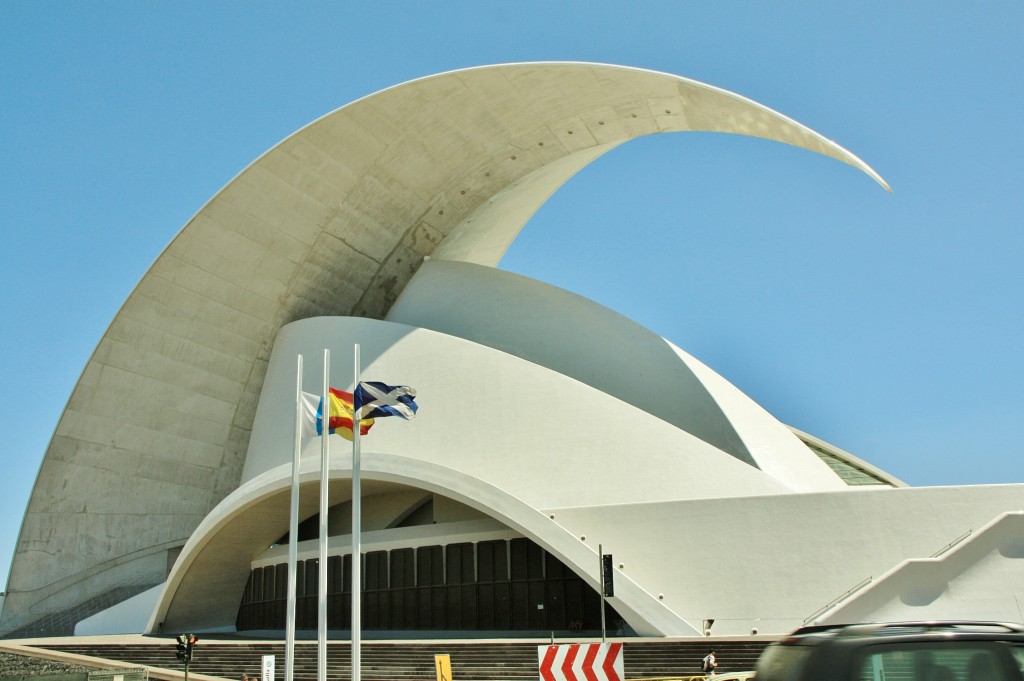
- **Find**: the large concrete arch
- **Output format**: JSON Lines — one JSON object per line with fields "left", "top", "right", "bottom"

{"left": 150, "top": 453, "right": 695, "bottom": 637}
{"left": 2, "top": 62, "right": 887, "bottom": 635}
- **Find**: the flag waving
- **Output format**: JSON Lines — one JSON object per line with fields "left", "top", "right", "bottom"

{"left": 354, "top": 381, "right": 418, "bottom": 420}
{"left": 302, "top": 388, "right": 375, "bottom": 440}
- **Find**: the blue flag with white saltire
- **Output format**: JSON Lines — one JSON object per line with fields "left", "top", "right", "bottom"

{"left": 354, "top": 381, "right": 418, "bottom": 420}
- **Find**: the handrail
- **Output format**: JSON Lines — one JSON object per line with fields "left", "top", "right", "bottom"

{"left": 931, "top": 529, "right": 972, "bottom": 557}
{"left": 805, "top": 526, "right": 978, "bottom": 625}
{"left": 803, "top": 577, "right": 873, "bottom": 624}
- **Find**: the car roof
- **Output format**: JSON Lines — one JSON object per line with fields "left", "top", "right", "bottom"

{"left": 781, "top": 621, "right": 1024, "bottom": 643}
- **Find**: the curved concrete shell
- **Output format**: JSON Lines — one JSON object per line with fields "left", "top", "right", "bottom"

{"left": 19, "top": 62, "right": 1011, "bottom": 641}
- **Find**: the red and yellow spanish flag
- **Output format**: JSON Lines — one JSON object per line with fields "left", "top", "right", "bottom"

{"left": 304, "top": 388, "right": 374, "bottom": 440}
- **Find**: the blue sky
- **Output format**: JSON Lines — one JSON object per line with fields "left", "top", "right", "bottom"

{"left": 1, "top": 2, "right": 1021, "bottom": 590}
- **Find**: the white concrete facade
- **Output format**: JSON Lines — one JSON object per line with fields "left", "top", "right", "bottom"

{"left": 4, "top": 62, "right": 1020, "bottom": 639}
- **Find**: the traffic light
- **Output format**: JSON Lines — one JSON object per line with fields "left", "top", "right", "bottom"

{"left": 175, "top": 634, "right": 198, "bottom": 663}
{"left": 601, "top": 554, "right": 614, "bottom": 597}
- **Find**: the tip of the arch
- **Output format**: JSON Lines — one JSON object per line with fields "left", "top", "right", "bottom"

{"left": 864, "top": 165, "right": 893, "bottom": 193}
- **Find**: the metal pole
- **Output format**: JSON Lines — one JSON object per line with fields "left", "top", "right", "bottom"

{"left": 286, "top": 354, "right": 302, "bottom": 681}
{"left": 318, "top": 349, "right": 330, "bottom": 681}
{"left": 351, "top": 343, "right": 362, "bottom": 681}
{"left": 599, "top": 543, "right": 607, "bottom": 643}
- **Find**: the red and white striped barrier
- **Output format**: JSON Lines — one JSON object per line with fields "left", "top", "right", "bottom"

{"left": 538, "top": 643, "right": 623, "bottom": 681}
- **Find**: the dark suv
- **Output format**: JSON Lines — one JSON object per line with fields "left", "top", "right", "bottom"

{"left": 755, "top": 621, "right": 1024, "bottom": 681}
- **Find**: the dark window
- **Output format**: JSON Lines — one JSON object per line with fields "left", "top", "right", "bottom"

{"left": 235, "top": 538, "right": 624, "bottom": 634}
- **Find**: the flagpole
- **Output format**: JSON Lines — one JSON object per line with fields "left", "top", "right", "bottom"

{"left": 351, "top": 343, "right": 362, "bottom": 681}
{"left": 285, "top": 354, "right": 303, "bottom": 681}
{"left": 318, "top": 349, "right": 330, "bottom": 681}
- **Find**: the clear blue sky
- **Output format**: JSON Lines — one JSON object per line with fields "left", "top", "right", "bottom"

{"left": 2, "top": 3, "right": 1022, "bottom": 590}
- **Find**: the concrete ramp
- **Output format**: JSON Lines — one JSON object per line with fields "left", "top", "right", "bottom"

{"left": 815, "top": 511, "right": 1024, "bottom": 624}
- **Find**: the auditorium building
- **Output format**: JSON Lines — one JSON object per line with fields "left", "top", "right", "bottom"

{"left": 3, "top": 63, "right": 1022, "bottom": 640}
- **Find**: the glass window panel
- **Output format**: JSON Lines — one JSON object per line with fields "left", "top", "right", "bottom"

{"left": 854, "top": 643, "right": 1013, "bottom": 681}
{"left": 1008, "top": 644, "right": 1024, "bottom": 675}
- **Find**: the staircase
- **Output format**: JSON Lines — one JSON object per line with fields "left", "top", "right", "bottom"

{"left": 37, "top": 639, "right": 771, "bottom": 681}
{"left": 814, "top": 511, "right": 1024, "bottom": 626}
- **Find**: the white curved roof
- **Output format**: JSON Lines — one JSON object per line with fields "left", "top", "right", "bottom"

{"left": 386, "top": 259, "right": 845, "bottom": 490}
{"left": 2, "top": 62, "right": 887, "bottom": 635}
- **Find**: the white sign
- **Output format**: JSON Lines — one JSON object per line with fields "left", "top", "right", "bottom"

{"left": 262, "top": 654, "right": 275, "bottom": 681}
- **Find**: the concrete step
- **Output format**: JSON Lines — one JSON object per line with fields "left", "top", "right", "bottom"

{"left": 38, "top": 639, "right": 770, "bottom": 681}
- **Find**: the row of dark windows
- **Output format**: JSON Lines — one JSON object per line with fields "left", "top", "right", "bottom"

{"left": 237, "top": 538, "right": 620, "bottom": 632}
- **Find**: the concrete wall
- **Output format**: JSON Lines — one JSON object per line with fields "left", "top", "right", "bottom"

{"left": 816, "top": 511, "right": 1024, "bottom": 625}
{"left": 548, "top": 484, "right": 1024, "bottom": 635}
{"left": 74, "top": 585, "right": 162, "bottom": 636}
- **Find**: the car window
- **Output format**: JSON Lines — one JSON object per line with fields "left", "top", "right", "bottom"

{"left": 755, "top": 644, "right": 813, "bottom": 681}
{"left": 1006, "top": 643, "right": 1024, "bottom": 676}
{"left": 854, "top": 643, "right": 1013, "bottom": 681}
